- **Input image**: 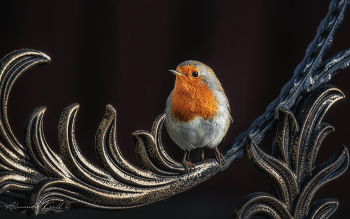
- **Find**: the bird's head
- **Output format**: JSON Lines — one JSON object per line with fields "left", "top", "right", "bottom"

{"left": 169, "top": 60, "right": 219, "bottom": 91}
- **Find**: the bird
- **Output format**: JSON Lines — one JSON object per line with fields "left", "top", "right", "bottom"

{"left": 165, "top": 60, "right": 232, "bottom": 173}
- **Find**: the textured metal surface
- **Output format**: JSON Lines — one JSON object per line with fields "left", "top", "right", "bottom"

{"left": 0, "top": 0, "right": 349, "bottom": 217}
{"left": 233, "top": 85, "right": 349, "bottom": 219}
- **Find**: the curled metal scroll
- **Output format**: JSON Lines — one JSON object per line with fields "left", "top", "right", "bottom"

{"left": 233, "top": 85, "right": 349, "bottom": 219}
{"left": 0, "top": 0, "right": 349, "bottom": 217}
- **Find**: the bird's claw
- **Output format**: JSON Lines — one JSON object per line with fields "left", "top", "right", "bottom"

{"left": 214, "top": 147, "right": 226, "bottom": 169}
{"left": 182, "top": 160, "right": 195, "bottom": 175}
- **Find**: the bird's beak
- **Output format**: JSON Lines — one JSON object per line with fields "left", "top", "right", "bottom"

{"left": 169, "top": 70, "right": 185, "bottom": 76}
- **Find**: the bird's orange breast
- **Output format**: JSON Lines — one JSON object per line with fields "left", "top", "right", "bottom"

{"left": 171, "top": 65, "right": 218, "bottom": 123}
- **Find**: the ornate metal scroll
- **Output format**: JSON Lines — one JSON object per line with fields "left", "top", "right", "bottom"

{"left": 0, "top": 0, "right": 349, "bottom": 218}
{"left": 233, "top": 85, "right": 349, "bottom": 219}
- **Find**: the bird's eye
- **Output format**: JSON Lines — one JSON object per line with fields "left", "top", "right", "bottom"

{"left": 192, "top": 71, "right": 199, "bottom": 77}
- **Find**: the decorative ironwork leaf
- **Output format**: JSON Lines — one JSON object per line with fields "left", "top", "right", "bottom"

{"left": 0, "top": 49, "right": 49, "bottom": 200}
{"left": 233, "top": 192, "right": 292, "bottom": 219}
{"left": 305, "top": 198, "right": 338, "bottom": 219}
{"left": 245, "top": 137, "right": 298, "bottom": 209}
{"left": 133, "top": 114, "right": 184, "bottom": 173}
{"left": 234, "top": 85, "right": 349, "bottom": 219}
{"left": 294, "top": 145, "right": 349, "bottom": 218}
{"left": 25, "top": 106, "right": 70, "bottom": 178}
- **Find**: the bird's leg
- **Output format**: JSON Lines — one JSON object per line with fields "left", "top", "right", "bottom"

{"left": 182, "top": 150, "right": 195, "bottom": 174}
{"left": 214, "top": 147, "right": 226, "bottom": 169}
{"left": 189, "top": 148, "right": 205, "bottom": 163}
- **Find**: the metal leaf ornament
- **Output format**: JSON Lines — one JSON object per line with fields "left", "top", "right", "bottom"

{"left": 233, "top": 85, "right": 349, "bottom": 219}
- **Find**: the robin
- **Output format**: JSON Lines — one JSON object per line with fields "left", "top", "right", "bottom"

{"left": 165, "top": 60, "right": 232, "bottom": 173}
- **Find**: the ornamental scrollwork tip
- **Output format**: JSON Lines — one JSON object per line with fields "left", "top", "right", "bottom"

{"left": 233, "top": 85, "right": 349, "bottom": 219}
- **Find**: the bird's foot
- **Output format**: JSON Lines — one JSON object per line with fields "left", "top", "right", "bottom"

{"left": 214, "top": 147, "right": 226, "bottom": 169}
{"left": 182, "top": 150, "right": 195, "bottom": 175}
{"left": 182, "top": 160, "right": 195, "bottom": 175}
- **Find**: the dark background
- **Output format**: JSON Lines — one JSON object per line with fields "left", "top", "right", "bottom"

{"left": 0, "top": 0, "right": 350, "bottom": 218}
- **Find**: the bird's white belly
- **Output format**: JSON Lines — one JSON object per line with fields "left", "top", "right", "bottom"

{"left": 165, "top": 114, "right": 228, "bottom": 151}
